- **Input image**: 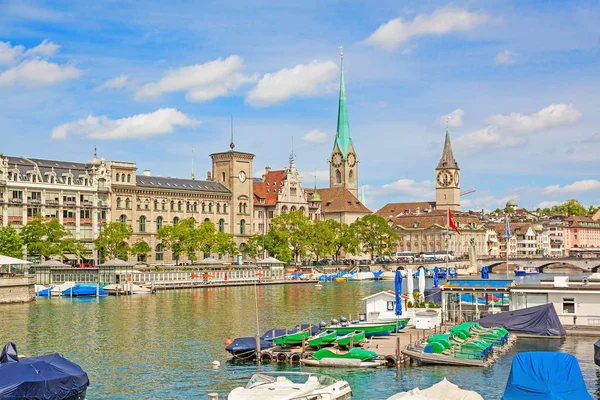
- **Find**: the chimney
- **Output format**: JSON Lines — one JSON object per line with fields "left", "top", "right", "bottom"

{"left": 207, "top": 171, "right": 212, "bottom": 180}
{"left": 143, "top": 169, "right": 151, "bottom": 176}
{"left": 262, "top": 166, "right": 271, "bottom": 182}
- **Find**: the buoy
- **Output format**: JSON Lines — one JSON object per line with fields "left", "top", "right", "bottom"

{"left": 224, "top": 337, "right": 233, "bottom": 346}
{"left": 212, "top": 360, "right": 221, "bottom": 367}
{"left": 315, "top": 283, "right": 323, "bottom": 289}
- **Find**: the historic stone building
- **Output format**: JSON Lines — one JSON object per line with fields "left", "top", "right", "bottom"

{"left": 0, "top": 150, "right": 112, "bottom": 262}
{"left": 435, "top": 126, "right": 460, "bottom": 211}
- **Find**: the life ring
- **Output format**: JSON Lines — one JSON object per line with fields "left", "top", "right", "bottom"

{"left": 383, "top": 355, "right": 397, "bottom": 367}
{"left": 289, "top": 352, "right": 302, "bottom": 363}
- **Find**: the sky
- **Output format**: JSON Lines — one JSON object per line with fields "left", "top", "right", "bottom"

{"left": 1, "top": 0, "right": 599, "bottom": 212}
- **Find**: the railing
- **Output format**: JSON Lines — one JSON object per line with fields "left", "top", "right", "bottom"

{"left": 80, "top": 218, "right": 92, "bottom": 225}
{"left": 8, "top": 216, "right": 22, "bottom": 224}
{"left": 46, "top": 200, "right": 59, "bottom": 206}
{"left": 27, "top": 198, "right": 41, "bottom": 204}
{"left": 9, "top": 198, "right": 23, "bottom": 203}
{"left": 63, "top": 218, "right": 76, "bottom": 224}
{"left": 132, "top": 269, "right": 280, "bottom": 286}
{"left": 64, "top": 201, "right": 76, "bottom": 206}
{"left": 81, "top": 200, "right": 94, "bottom": 207}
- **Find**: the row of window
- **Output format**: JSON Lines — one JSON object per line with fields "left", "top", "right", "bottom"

{"left": 116, "top": 198, "right": 229, "bottom": 214}
{"left": 115, "top": 173, "right": 132, "bottom": 183}
{"left": 6, "top": 172, "right": 92, "bottom": 186}
{"left": 119, "top": 215, "right": 247, "bottom": 234}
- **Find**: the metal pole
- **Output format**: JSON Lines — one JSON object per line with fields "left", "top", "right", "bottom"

{"left": 445, "top": 209, "right": 449, "bottom": 273}
{"left": 506, "top": 213, "right": 509, "bottom": 279}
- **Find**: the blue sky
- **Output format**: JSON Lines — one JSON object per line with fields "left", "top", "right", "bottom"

{"left": 1, "top": 0, "right": 599, "bottom": 212}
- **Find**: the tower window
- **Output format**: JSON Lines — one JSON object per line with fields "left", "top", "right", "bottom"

{"left": 222, "top": 172, "right": 226, "bottom": 182}
{"left": 349, "top": 169, "right": 354, "bottom": 181}
{"left": 335, "top": 169, "right": 342, "bottom": 184}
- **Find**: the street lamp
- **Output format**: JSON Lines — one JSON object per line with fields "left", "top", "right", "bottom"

{"left": 505, "top": 199, "right": 518, "bottom": 277}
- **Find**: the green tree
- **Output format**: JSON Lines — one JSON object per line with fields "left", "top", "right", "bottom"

{"left": 352, "top": 214, "right": 399, "bottom": 260}
{"left": 94, "top": 221, "right": 133, "bottom": 261}
{"left": 244, "top": 234, "right": 264, "bottom": 260}
{"left": 213, "top": 232, "right": 238, "bottom": 258}
{"left": 158, "top": 218, "right": 198, "bottom": 263}
{"left": 329, "top": 220, "right": 360, "bottom": 261}
{"left": 196, "top": 220, "right": 217, "bottom": 259}
{"left": 269, "top": 210, "right": 310, "bottom": 262}
{"left": 307, "top": 219, "right": 335, "bottom": 262}
{"left": 130, "top": 239, "right": 151, "bottom": 261}
{"left": 0, "top": 225, "right": 24, "bottom": 258}
{"left": 20, "top": 215, "right": 79, "bottom": 259}
{"left": 263, "top": 230, "right": 293, "bottom": 263}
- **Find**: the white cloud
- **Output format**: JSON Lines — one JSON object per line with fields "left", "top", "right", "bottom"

{"left": 536, "top": 201, "right": 561, "bottom": 209}
{"left": 97, "top": 75, "right": 128, "bottom": 90}
{"left": 495, "top": 50, "right": 516, "bottom": 65}
{"left": 0, "top": 59, "right": 81, "bottom": 86}
{"left": 51, "top": 108, "right": 198, "bottom": 140}
{"left": 366, "top": 179, "right": 435, "bottom": 201}
{"left": 542, "top": 180, "right": 600, "bottom": 195}
{"left": 24, "top": 40, "right": 60, "bottom": 58}
{"left": 0, "top": 41, "right": 24, "bottom": 65}
{"left": 135, "top": 55, "right": 257, "bottom": 102}
{"left": 454, "top": 126, "right": 524, "bottom": 153}
{"left": 462, "top": 194, "right": 520, "bottom": 212}
{"left": 246, "top": 60, "right": 338, "bottom": 107}
{"left": 302, "top": 129, "right": 328, "bottom": 144}
{"left": 298, "top": 170, "right": 329, "bottom": 184}
{"left": 437, "top": 109, "right": 464, "bottom": 127}
{"left": 363, "top": 7, "right": 488, "bottom": 51}
{"left": 486, "top": 103, "right": 583, "bottom": 133}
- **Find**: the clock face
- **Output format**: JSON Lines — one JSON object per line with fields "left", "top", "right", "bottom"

{"left": 454, "top": 171, "right": 460, "bottom": 186}
{"left": 238, "top": 171, "right": 246, "bottom": 183}
{"left": 437, "top": 170, "right": 452, "bottom": 187}
{"left": 347, "top": 152, "right": 357, "bottom": 167}
{"left": 331, "top": 152, "right": 343, "bottom": 168}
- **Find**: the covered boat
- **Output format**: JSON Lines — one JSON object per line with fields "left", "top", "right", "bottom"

{"left": 329, "top": 321, "right": 398, "bottom": 337}
{"left": 595, "top": 339, "right": 600, "bottom": 367}
{"left": 479, "top": 303, "right": 566, "bottom": 338}
{"left": 386, "top": 378, "right": 483, "bottom": 400}
{"left": 273, "top": 331, "right": 309, "bottom": 347}
{"left": 503, "top": 352, "right": 592, "bottom": 399}
{"left": 336, "top": 330, "right": 365, "bottom": 347}
{"left": 225, "top": 337, "right": 274, "bottom": 359}
{"left": 312, "top": 348, "right": 376, "bottom": 361}
{"left": 102, "top": 284, "right": 151, "bottom": 295}
{"left": 62, "top": 284, "right": 108, "bottom": 297}
{"left": 0, "top": 342, "right": 89, "bottom": 399}
{"left": 307, "top": 330, "right": 337, "bottom": 348}
{"left": 301, "top": 348, "right": 383, "bottom": 368}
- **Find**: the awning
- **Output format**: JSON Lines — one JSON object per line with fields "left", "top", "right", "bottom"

{"left": 63, "top": 254, "right": 77, "bottom": 261}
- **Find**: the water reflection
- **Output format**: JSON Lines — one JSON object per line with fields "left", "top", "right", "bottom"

{"left": 0, "top": 281, "right": 597, "bottom": 399}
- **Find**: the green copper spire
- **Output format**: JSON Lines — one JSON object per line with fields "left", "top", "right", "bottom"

{"left": 333, "top": 47, "right": 352, "bottom": 158}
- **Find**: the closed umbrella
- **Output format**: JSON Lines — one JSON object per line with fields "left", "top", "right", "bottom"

{"left": 394, "top": 269, "right": 403, "bottom": 333}
{"left": 433, "top": 266, "right": 439, "bottom": 288}
{"left": 407, "top": 268, "right": 414, "bottom": 304}
{"left": 418, "top": 267, "right": 426, "bottom": 303}
{"left": 481, "top": 266, "right": 489, "bottom": 279}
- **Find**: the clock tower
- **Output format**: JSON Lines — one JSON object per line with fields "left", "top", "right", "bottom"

{"left": 435, "top": 126, "right": 460, "bottom": 211}
{"left": 329, "top": 47, "right": 359, "bottom": 198}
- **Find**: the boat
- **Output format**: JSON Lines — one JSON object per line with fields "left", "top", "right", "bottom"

{"left": 307, "top": 330, "right": 337, "bottom": 348}
{"left": 312, "top": 347, "right": 376, "bottom": 361}
{"left": 336, "top": 330, "right": 365, "bottom": 347}
{"left": 348, "top": 318, "right": 410, "bottom": 334}
{"left": 386, "top": 377, "right": 483, "bottom": 400}
{"left": 227, "top": 371, "right": 352, "bottom": 400}
{"left": 514, "top": 265, "right": 539, "bottom": 276}
{"left": 35, "top": 285, "right": 54, "bottom": 296}
{"left": 352, "top": 271, "right": 375, "bottom": 280}
{"left": 301, "top": 348, "right": 383, "bottom": 368}
{"left": 334, "top": 277, "right": 346, "bottom": 282}
{"left": 51, "top": 281, "right": 76, "bottom": 295}
{"left": 62, "top": 284, "right": 108, "bottom": 297}
{"left": 503, "top": 352, "right": 592, "bottom": 399}
{"left": 315, "top": 283, "right": 323, "bottom": 289}
{"left": 595, "top": 339, "right": 600, "bottom": 367}
{"left": 478, "top": 303, "right": 566, "bottom": 338}
{"left": 0, "top": 342, "right": 89, "bottom": 400}
{"left": 273, "top": 330, "right": 310, "bottom": 347}
{"left": 329, "top": 321, "right": 399, "bottom": 337}
{"left": 103, "top": 283, "right": 152, "bottom": 295}
{"left": 225, "top": 337, "right": 274, "bottom": 359}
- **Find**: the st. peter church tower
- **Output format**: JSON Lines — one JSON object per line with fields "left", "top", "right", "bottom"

{"left": 435, "top": 125, "right": 460, "bottom": 211}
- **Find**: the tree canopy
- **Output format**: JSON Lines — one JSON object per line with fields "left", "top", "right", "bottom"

{"left": 94, "top": 221, "right": 133, "bottom": 261}
{"left": 20, "top": 215, "right": 80, "bottom": 260}
{"left": 352, "top": 214, "right": 399, "bottom": 260}
{"left": 0, "top": 225, "right": 24, "bottom": 258}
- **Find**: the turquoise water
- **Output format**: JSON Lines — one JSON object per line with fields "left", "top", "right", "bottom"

{"left": 1, "top": 279, "right": 598, "bottom": 399}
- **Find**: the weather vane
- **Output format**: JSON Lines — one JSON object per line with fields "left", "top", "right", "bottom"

{"left": 446, "top": 116, "right": 451, "bottom": 129}
{"left": 338, "top": 45, "right": 343, "bottom": 59}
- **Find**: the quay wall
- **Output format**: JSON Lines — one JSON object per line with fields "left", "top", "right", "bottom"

{"left": 0, "top": 275, "right": 35, "bottom": 304}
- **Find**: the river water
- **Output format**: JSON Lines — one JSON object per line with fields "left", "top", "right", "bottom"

{"left": 1, "top": 276, "right": 598, "bottom": 399}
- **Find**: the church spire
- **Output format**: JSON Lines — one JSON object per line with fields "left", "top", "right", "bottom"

{"left": 333, "top": 46, "right": 352, "bottom": 158}
{"left": 436, "top": 121, "right": 459, "bottom": 170}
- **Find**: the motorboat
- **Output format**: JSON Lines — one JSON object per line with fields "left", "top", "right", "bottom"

{"left": 386, "top": 377, "right": 483, "bottom": 400}
{"left": 0, "top": 342, "right": 89, "bottom": 399}
{"left": 514, "top": 265, "right": 539, "bottom": 276}
{"left": 35, "top": 285, "right": 53, "bottom": 296}
{"left": 273, "top": 331, "right": 310, "bottom": 347}
{"left": 51, "top": 281, "right": 76, "bottom": 295}
{"left": 227, "top": 372, "right": 352, "bottom": 400}
{"left": 225, "top": 337, "right": 274, "bottom": 359}
{"left": 329, "top": 321, "right": 399, "bottom": 337}
{"left": 62, "top": 284, "right": 108, "bottom": 297}
{"left": 336, "top": 330, "right": 365, "bottom": 347}
{"left": 103, "top": 283, "right": 152, "bottom": 295}
{"left": 301, "top": 348, "right": 383, "bottom": 368}
{"left": 307, "top": 329, "right": 337, "bottom": 348}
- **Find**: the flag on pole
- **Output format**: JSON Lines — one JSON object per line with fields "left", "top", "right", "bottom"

{"left": 505, "top": 215, "right": 511, "bottom": 238}
{"left": 448, "top": 208, "right": 461, "bottom": 235}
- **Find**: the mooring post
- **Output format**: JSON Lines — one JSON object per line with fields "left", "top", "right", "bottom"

{"left": 396, "top": 336, "right": 401, "bottom": 369}
{"left": 207, "top": 393, "right": 219, "bottom": 400}
{"left": 255, "top": 335, "right": 261, "bottom": 366}
{"left": 96, "top": 284, "right": 99, "bottom": 297}
{"left": 409, "top": 334, "right": 412, "bottom": 345}
{"left": 350, "top": 336, "right": 354, "bottom": 348}
{"left": 301, "top": 336, "right": 306, "bottom": 356}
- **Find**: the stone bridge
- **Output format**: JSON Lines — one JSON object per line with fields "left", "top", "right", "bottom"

{"left": 395, "top": 257, "right": 600, "bottom": 273}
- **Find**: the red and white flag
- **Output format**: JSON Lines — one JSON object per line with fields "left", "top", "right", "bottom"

{"left": 448, "top": 208, "right": 461, "bottom": 235}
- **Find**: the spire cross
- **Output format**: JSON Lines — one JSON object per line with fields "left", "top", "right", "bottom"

{"left": 446, "top": 116, "right": 450, "bottom": 130}
{"left": 338, "top": 45, "right": 343, "bottom": 59}
{"left": 229, "top": 115, "right": 235, "bottom": 150}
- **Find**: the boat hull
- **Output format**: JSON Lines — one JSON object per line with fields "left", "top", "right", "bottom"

{"left": 273, "top": 331, "right": 310, "bottom": 346}
{"left": 329, "top": 322, "right": 398, "bottom": 338}
{"left": 301, "top": 358, "right": 384, "bottom": 368}
{"left": 336, "top": 331, "right": 365, "bottom": 347}
{"left": 312, "top": 348, "right": 376, "bottom": 361}
{"left": 308, "top": 330, "right": 337, "bottom": 347}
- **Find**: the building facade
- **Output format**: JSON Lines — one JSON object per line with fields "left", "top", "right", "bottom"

{"left": 0, "top": 151, "right": 112, "bottom": 262}
{"left": 547, "top": 220, "right": 565, "bottom": 257}
{"left": 563, "top": 216, "right": 600, "bottom": 254}
{"left": 435, "top": 127, "right": 460, "bottom": 211}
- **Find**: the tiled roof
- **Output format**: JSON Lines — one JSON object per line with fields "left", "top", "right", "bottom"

{"left": 305, "top": 187, "right": 370, "bottom": 214}
{"left": 135, "top": 175, "right": 230, "bottom": 193}
{"left": 375, "top": 202, "right": 436, "bottom": 218}
{"left": 390, "top": 210, "right": 482, "bottom": 230}
{"left": 564, "top": 216, "right": 600, "bottom": 228}
{"left": 252, "top": 169, "right": 286, "bottom": 205}
{"left": 487, "top": 222, "right": 532, "bottom": 237}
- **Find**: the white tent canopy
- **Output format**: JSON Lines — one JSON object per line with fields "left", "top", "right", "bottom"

{"left": 0, "top": 255, "right": 31, "bottom": 274}
{"left": 197, "top": 258, "right": 225, "bottom": 265}
{"left": 98, "top": 259, "right": 136, "bottom": 267}
{"left": 257, "top": 257, "right": 284, "bottom": 265}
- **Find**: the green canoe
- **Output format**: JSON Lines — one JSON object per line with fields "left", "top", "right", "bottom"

{"left": 336, "top": 330, "right": 365, "bottom": 348}
{"left": 273, "top": 330, "right": 309, "bottom": 347}
{"left": 308, "top": 330, "right": 337, "bottom": 348}
{"left": 328, "top": 322, "right": 397, "bottom": 338}
{"left": 312, "top": 347, "right": 377, "bottom": 361}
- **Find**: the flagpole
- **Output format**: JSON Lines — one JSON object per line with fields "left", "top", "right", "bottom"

{"left": 505, "top": 214, "right": 509, "bottom": 279}
{"left": 446, "top": 208, "right": 449, "bottom": 273}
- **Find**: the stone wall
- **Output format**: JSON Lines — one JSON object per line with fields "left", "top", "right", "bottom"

{"left": 0, "top": 275, "right": 35, "bottom": 304}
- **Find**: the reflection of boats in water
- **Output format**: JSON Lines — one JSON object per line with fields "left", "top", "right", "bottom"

{"left": 227, "top": 372, "right": 352, "bottom": 400}
{"left": 514, "top": 266, "right": 539, "bottom": 276}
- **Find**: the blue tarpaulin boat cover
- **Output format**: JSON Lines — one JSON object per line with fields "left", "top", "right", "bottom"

{"left": 225, "top": 337, "right": 273, "bottom": 356}
{"left": 595, "top": 339, "right": 600, "bottom": 367}
{"left": 479, "top": 304, "right": 566, "bottom": 337}
{"left": 503, "top": 352, "right": 592, "bottom": 400}
{"left": 0, "top": 342, "right": 89, "bottom": 399}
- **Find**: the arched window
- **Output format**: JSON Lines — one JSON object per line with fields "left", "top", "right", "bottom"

{"left": 239, "top": 203, "right": 242, "bottom": 214}
{"left": 243, "top": 203, "right": 247, "bottom": 214}
{"left": 193, "top": 202, "right": 197, "bottom": 212}
{"left": 156, "top": 216, "right": 163, "bottom": 231}
{"left": 208, "top": 203, "right": 213, "bottom": 212}
{"left": 349, "top": 169, "right": 354, "bottom": 181}
{"left": 154, "top": 199, "right": 158, "bottom": 210}
{"left": 186, "top": 202, "right": 190, "bottom": 212}
{"left": 217, "top": 203, "right": 221, "bottom": 213}
{"left": 299, "top": 206, "right": 305, "bottom": 215}
{"left": 116, "top": 197, "right": 121, "bottom": 209}
{"left": 204, "top": 217, "right": 210, "bottom": 223}
{"left": 162, "top": 200, "right": 166, "bottom": 211}
{"left": 282, "top": 205, "right": 288, "bottom": 213}
{"left": 139, "top": 216, "right": 146, "bottom": 232}
{"left": 127, "top": 174, "right": 131, "bottom": 183}
{"left": 240, "top": 219, "right": 246, "bottom": 235}
{"left": 125, "top": 198, "right": 131, "bottom": 209}
{"left": 222, "top": 172, "right": 226, "bottom": 182}
{"left": 219, "top": 219, "right": 225, "bottom": 233}
{"left": 155, "top": 244, "right": 164, "bottom": 261}
{"left": 177, "top": 201, "right": 182, "bottom": 211}
{"left": 170, "top": 200, "right": 174, "bottom": 211}
{"left": 119, "top": 215, "right": 127, "bottom": 224}
{"left": 202, "top": 202, "right": 206, "bottom": 212}
{"left": 335, "top": 169, "right": 341, "bottom": 184}
{"left": 173, "top": 217, "right": 179, "bottom": 226}
{"left": 136, "top": 199, "right": 141, "bottom": 210}
{"left": 291, "top": 206, "right": 297, "bottom": 212}
{"left": 145, "top": 199, "right": 149, "bottom": 210}
{"left": 223, "top": 204, "right": 227, "bottom": 213}
{"left": 116, "top": 173, "right": 120, "bottom": 182}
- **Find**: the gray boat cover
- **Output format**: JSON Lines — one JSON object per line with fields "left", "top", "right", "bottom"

{"left": 479, "top": 304, "right": 566, "bottom": 336}
{"left": 595, "top": 339, "right": 600, "bottom": 367}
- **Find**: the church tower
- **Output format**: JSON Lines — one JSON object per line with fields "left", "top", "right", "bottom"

{"left": 329, "top": 47, "right": 358, "bottom": 199}
{"left": 435, "top": 124, "right": 460, "bottom": 211}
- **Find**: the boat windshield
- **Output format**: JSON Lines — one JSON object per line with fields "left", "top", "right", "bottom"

{"left": 245, "top": 372, "right": 337, "bottom": 388}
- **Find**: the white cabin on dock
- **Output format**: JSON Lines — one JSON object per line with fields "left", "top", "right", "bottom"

{"left": 362, "top": 291, "right": 399, "bottom": 322}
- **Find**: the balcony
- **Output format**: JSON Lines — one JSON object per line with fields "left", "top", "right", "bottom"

{"left": 81, "top": 218, "right": 92, "bottom": 225}
{"left": 8, "top": 216, "right": 22, "bottom": 225}
{"left": 46, "top": 200, "right": 59, "bottom": 206}
{"left": 9, "top": 198, "right": 23, "bottom": 204}
{"left": 64, "top": 201, "right": 76, "bottom": 207}
{"left": 63, "top": 218, "right": 76, "bottom": 225}
{"left": 27, "top": 198, "right": 41, "bottom": 205}
{"left": 81, "top": 200, "right": 94, "bottom": 207}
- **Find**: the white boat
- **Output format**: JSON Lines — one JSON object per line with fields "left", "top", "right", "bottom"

{"left": 351, "top": 271, "right": 375, "bottom": 281}
{"left": 227, "top": 372, "right": 352, "bottom": 400}
{"left": 386, "top": 378, "right": 483, "bottom": 400}
{"left": 51, "top": 282, "right": 76, "bottom": 295}
{"left": 103, "top": 284, "right": 152, "bottom": 295}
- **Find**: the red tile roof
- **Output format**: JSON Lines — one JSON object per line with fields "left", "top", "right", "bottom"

{"left": 375, "top": 202, "right": 436, "bottom": 218}
{"left": 305, "top": 187, "right": 371, "bottom": 214}
{"left": 389, "top": 210, "right": 481, "bottom": 230}
{"left": 253, "top": 169, "right": 286, "bottom": 205}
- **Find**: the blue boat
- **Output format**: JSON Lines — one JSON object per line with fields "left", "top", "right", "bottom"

{"left": 36, "top": 286, "right": 54, "bottom": 296}
{"left": 503, "top": 352, "right": 592, "bottom": 399}
{"left": 437, "top": 268, "right": 447, "bottom": 279}
{"left": 0, "top": 342, "right": 89, "bottom": 400}
{"left": 225, "top": 337, "right": 273, "bottom": 359}
{"left": 62, "top": 284, "right": 108, "bottom": 296}
{"left": 594, "top": 339, "right": 600, "bottom": 367}
{"left": 514, "top": 266, "right": 539, "bottom": 276}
